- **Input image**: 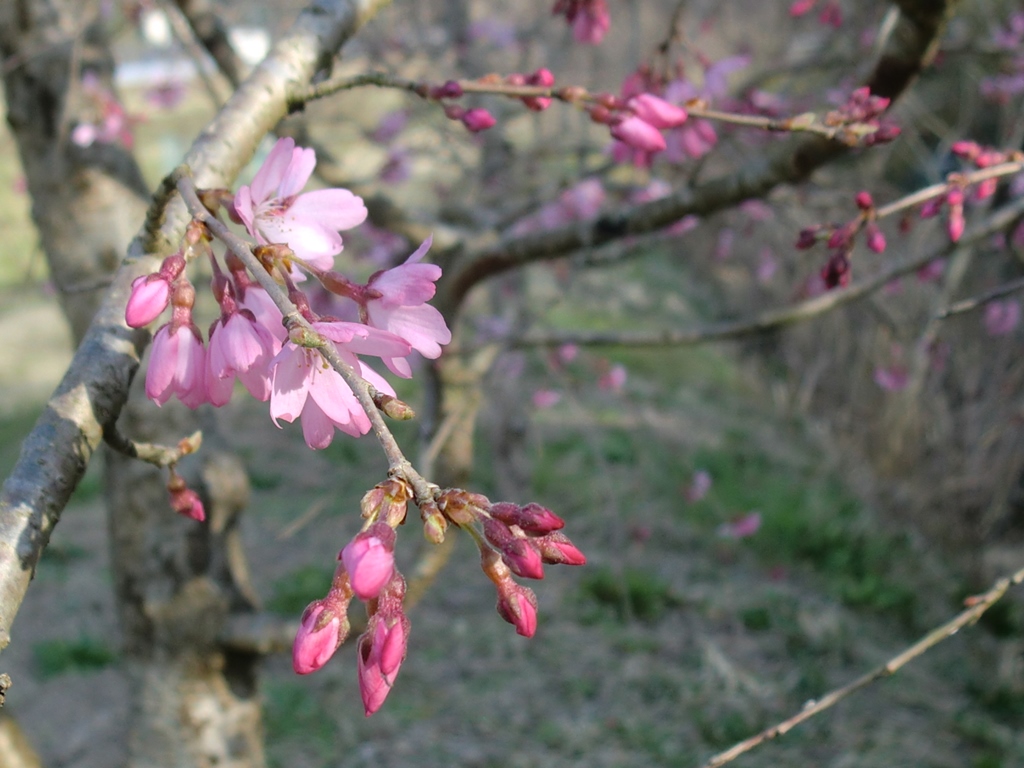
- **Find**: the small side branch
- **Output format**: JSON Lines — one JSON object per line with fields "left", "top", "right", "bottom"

{"left": 700, "top": 562, "right": 1024, "bottom": 768}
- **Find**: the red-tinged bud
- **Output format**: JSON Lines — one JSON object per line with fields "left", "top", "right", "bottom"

{"left": 357, "top": 610, "right": 410, "bottom": 716}
{"left": 442, "top": 104, "right": 465, "bottom": 121}
{"left": 951, "top": 140, "right": 980, "bottom": 160}
{"left": 505, "top": 73, "right": 527, "bottom": 86}
{"left": 437, "top": 489, "right": 490, "bottom": 526}
{"left": 920, "top": 197, "right": 944, "bottom": 218}
{"left": 795, "top": 226, "right": 820, "bottom": 250}
{"left": 489, "top": 502, "right": 565, "bottom": 533}
{"left": 169, "top": 485, "right": 205, "bottom": 522}
{"left": 360, "top": 478, "right": 411, "bottom": 527}
{"left": 821, "top": 251, "right": 851, "bottom": 290}
{"left": 483, "top": 519, "right": 545, "bottom": 579}
{"left": 947, "top": 206, "right": 965, "bottom": 243}
{"left": 627, "top": 94, "right": 687, "bottom": 129}
{"left": 496, "top": 581, "right": 538, "bottom": 637}
{"left": 432, "top": 80, "right": 463, "bottom": 99}
{"left": 595, "top": 92, "right": 618, "bottom": 110}
{"left": 558, "top": 85, "right": 586, "bottom": 103}
{"left": 855, "top": 191, "right": 874, "bottom": 210}
{"left": 975, "top": 177, "right": 998, "bottom": 201}
{"left": 826, "top": 224, "right": 852, "bottom": 249}
{"left": 292, "top": 600, "right": 348, "bottom": 675}
{"left": 975, "top": 150, "right": 1005, "bottom": 168}
{"left": 588, "top": 105, "right": 611, "bottom": 124}
{"left": 865, "top": 123, "right": 900, "bottom": 145}
{"left": 341, "top": 522, "right": 396, "bottom": 600}
{"left": 866, "top": 224, "right": 886, "bottom": 254}
{"left": 610, "top": 116, "right": 666, "bottom": 153}
{"left": 461, "top": 108, "right": 497, "bottom": 133}
{"left": 529, "top": 68, "right": 555, "bottom": 87}
{"left": 531, "top": 530, "right": 587, "bottom": 565}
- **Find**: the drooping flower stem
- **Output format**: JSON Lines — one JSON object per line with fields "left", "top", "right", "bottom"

{"left": 174, "top": 168, "right": 438, "bottom": 507}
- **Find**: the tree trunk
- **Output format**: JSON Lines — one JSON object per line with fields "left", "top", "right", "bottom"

{"left": 0, "top": 2, "right": 265, "bottom": 764}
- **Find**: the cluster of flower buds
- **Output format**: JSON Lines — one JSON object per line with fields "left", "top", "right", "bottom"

{"left": 291, "top": 478, "right": 584, "bottom": 715}
{"left": 125, "top": 137, "right": 452, "bottom": 450}
{"left": 413, "top": 80, "right": 498, "bottom": 134}
{"left": 920, "top": 185, "right": 966, "bottom": 243}
{"left": 796, "top": 188, "right": 891, "bottom": 290}
{"left": 823, "top": 87, "right": 900, "bottom": 146}
{"left": 552, "top": 0, "right": 611, "bottom": 45}
{"left": 588, "top": 92, "right": 689, "bottom": 158}
{"left": 436, "top": 491, "right": 586, "bottom": 636}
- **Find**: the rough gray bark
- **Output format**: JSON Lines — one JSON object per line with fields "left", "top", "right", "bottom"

{"left": 0, "top": 0, "right": 391, "bottom": 765}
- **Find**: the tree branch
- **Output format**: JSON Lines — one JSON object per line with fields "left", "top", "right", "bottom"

{"left": 700, "top": 560, "right": 1024, "bottom": 768}
{"left": 0, "top": 0, "right": 392, "bottom": 656}
{"left": 434, "top": 0, "right": 958, "bottom": 319}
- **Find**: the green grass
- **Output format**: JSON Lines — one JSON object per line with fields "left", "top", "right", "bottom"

{"left": 34, "top": 636, "right": 116, "bottom": 678}
{"left": 579, "top": 566, "right": 679, "bottom": 623}
{"left": 267, "top": 565, "right": 334, "bottom": 616}
{"left": 264, "top": 680, "right": 338, "bottom": 768}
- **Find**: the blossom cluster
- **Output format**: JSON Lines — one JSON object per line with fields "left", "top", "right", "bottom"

{"left": 292, "top": 480, "right": 585, "bottom": 715}
{"left": 126, "top": 137, "right": 451, "bottom": 451}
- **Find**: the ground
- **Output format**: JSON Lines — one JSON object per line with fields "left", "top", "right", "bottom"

{"left": 2, "top": 286, "right": 1024, "bottom": 768}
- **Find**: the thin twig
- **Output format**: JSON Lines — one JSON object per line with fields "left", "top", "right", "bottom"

{"left": 937, "top": 273, "right": 1024, "bottom": 319}
{"left": 700, "top": 562, "right": 1024, "bottom": 768}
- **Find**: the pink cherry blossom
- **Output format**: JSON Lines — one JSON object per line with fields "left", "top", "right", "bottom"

{"left": 357, "top": 613, "right": 409, "bottom": 716}
{"left": 341, "top": 523, "right": 396, "bottom": 601}
{"left": 627, "top": 94, "right": 688, "bottom": 129}
{"left": 146, "top": 323, "right": 207, "bottom": 409}
{"left": 234, "top": 137, "right": 367, "bottom": 271}
{"left": 268, "top": 321, "right": 411, "bottom": 449}
{"left": 364, "top": 236, "right": 452, "bottom": 376}
{"left": 206, "top": 310, "right": 277, "bottom": 405}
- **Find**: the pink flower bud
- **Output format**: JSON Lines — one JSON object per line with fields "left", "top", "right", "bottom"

{"left": 126, "top": 274, "right": 171, "bottom": 328}
{"left": 357, "top": 611, "right": 410, "bottom": 716}
{"left": 951, "top": 140, "right": 980, "bottom": 159}
{"left": 483, "top": 519, "right": 545, "bottom": 579}
{"left": 627, "top": 94, "right": 688, "bottom": 129}
{"left": 496, "top": 582, "right": 538, "bottom": 637}
{"left": 461, "top": 108, "right": 497, "bottom": 133}
{"left": 488, "top": 502, "right": 565, "bottom": 533}
{"left": 531, "top": 531, "right": 587, "bottom": 565}
{"left": 341, "top": 523, "right": 396, "bottom": 600}
{"left": 169, "top": 486, "right": 205, "bottom": 522}
{"left": 609, "top": 116, "right": 666, "bottom": 153}
{"left": 919, "top": 197, "right": 944, "bottom": 218}
{"left": 947, "top": 206, "right": 965, "bottom": 243}
{"left": 854, "top": 191, "right": 874, "bottom": 210}
{"left": 292, "top": 601, "right": 345, "bottom": 675}
{"left": 866, "top": 224, "right": 886, "bottom": 254}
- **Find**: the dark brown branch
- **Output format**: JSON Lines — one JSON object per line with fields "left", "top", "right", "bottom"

{"left": 473, "top": 195, "right": 1024, "bottom": 351}
{"left": 434, "top": 0, "right": 957, "bottom": 320}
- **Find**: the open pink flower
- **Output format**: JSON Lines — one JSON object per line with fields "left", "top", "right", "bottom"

{"left": 364, "top": 236, "right": 452, "bottom": 376}
{"left": 206, "top": 310, "right": 277, "bottom": 405}
{"left": 146, "top": 323, "right": 207, "bottom": 409}
{"left": 268, "top": 321, "right": 410, "bottom": 449}
{"left": 234, "top": 138, "right": 367, "bottom": 270}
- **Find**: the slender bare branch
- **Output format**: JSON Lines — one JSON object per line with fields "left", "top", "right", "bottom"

{"left": 700, "top": 561, "right": 1024, "bottom": 768}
